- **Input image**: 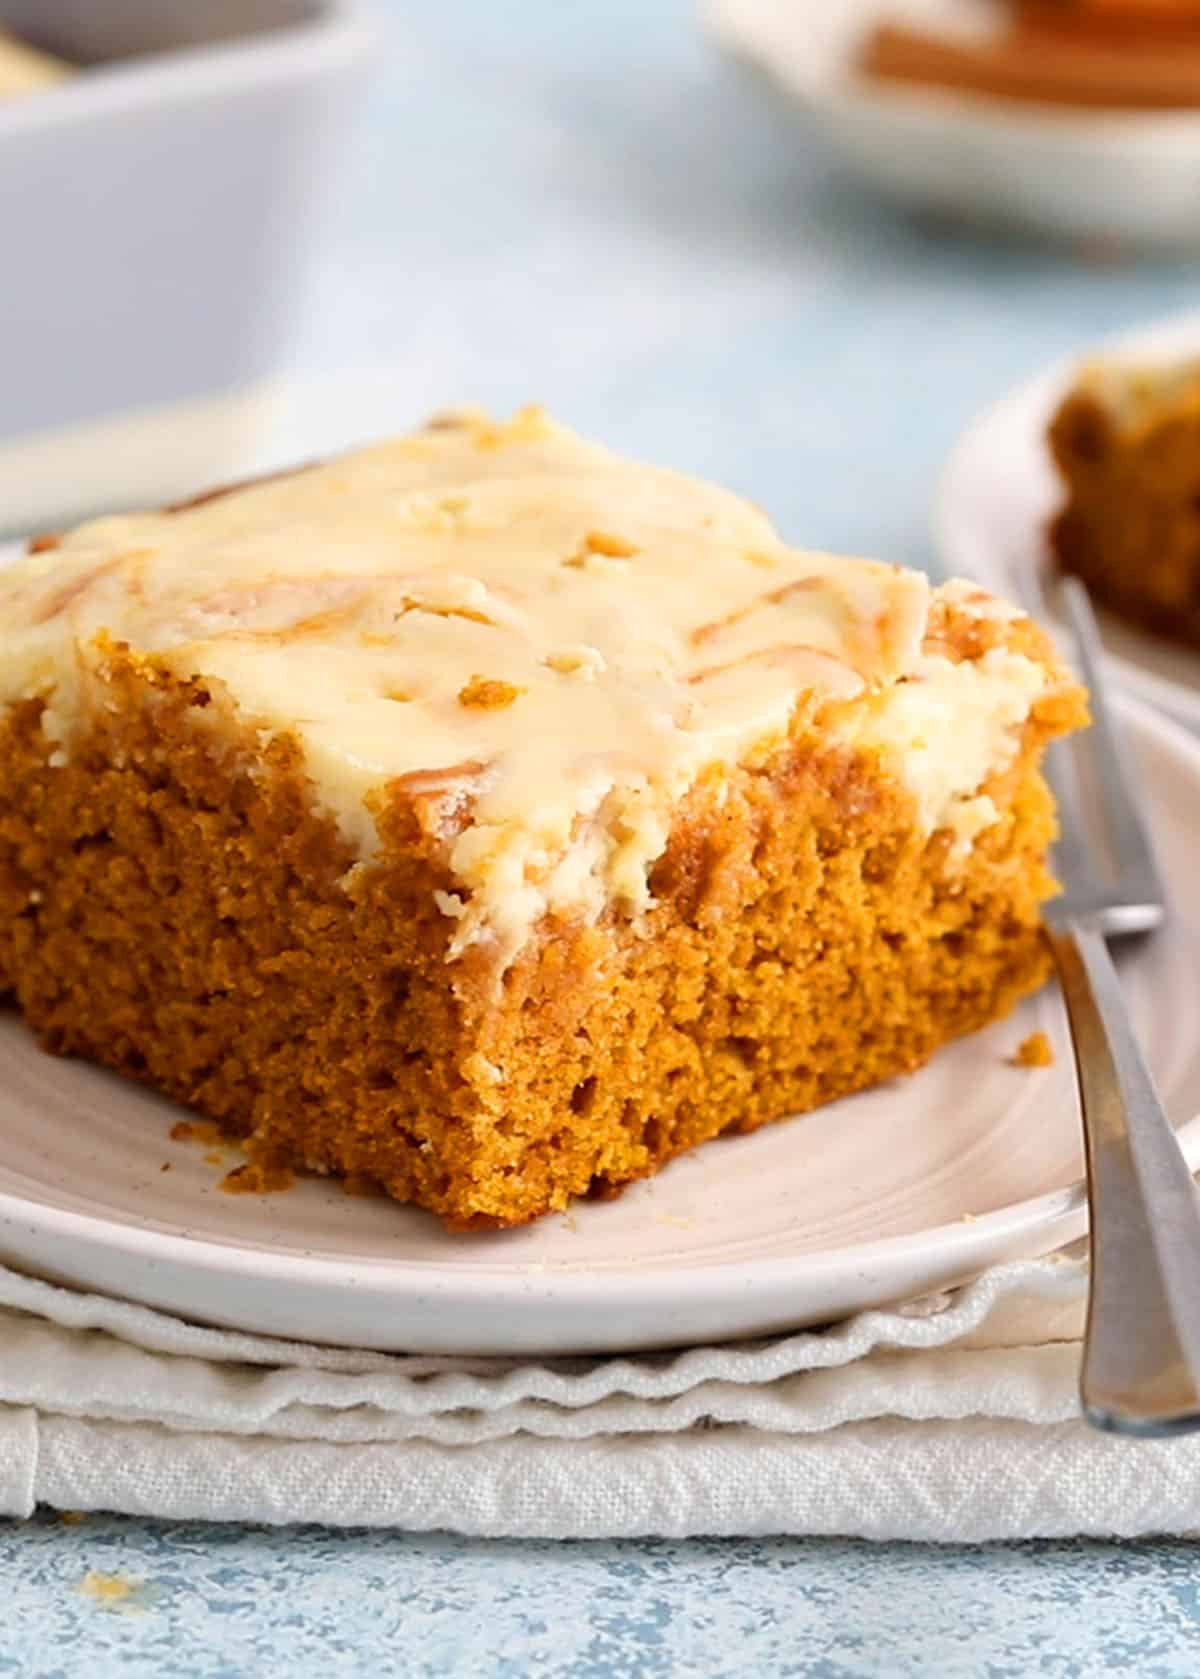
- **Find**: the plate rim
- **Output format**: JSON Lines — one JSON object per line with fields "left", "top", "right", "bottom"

{"left": 1, "top": 694, "right": 1197, "bottom": 1328}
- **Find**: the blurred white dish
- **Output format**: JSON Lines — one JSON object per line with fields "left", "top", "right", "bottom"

{"left": 707, "top": 0, "right": 1200, "bottom": 246}
{"left": 937, "top": 311, "right": 1200, "bottom": 734}
{"left": 0, "top": 1, "right": 367, "bottom": 495}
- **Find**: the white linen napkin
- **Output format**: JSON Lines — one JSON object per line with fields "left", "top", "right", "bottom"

{"left": 4, "top": 1254, "right": 1200, "bottom": 1539}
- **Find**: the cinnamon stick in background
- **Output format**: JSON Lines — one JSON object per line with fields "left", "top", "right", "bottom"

{"left": 1015, "top": 0, "right": 1200, "bottom": 41}
{"left": 859, "top": 7, "right": 1200, "bottom": 109}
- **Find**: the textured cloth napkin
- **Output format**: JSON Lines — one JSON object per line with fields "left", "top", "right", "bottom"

{"left": 4, "top": 1255, "right": 1200, "bottom": 1540}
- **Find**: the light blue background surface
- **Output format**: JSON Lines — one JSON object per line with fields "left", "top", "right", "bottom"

{"left": 5, "top": 1, "right": 1200, "bottom": 1673}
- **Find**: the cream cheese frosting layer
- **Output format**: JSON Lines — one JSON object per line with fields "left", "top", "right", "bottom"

{"left": 0, "top": 408, "right": 1049, "bottom": 966}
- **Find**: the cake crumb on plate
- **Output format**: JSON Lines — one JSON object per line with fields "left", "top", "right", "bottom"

{"left": 1012, "top": 1030, "right": 1055, "bottom": 1068}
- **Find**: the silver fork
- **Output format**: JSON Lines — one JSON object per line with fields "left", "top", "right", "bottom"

{"left": 1040, "top": 577, "right": 1200, "bottom": 1436}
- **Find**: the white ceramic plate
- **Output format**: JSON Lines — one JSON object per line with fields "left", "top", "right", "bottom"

{"left": 937, "top": 310, "right": 1200, "bottom": 735}
{"left": 2, "top": 668, "right": 1199, "bottom": 1352}
{"left": 707, "top": 0, "right": 1200, "bottom": 246}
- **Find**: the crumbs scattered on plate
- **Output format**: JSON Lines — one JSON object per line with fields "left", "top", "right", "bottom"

{"left": 169, "top": 1119, "right": 229, "bottom": 1148}
{"left": 221, "top": 1159, "right": 295, "bottom": 1196}
{"left": 169, "top": 1118, "right": 293, "bottom": 1195}
{"left": 1011, "top": 1030, "right": 1054, "bottom": 1069}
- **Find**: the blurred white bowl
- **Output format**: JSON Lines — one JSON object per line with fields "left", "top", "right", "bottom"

{"left": 706, "top": 0, "right": 1200, "bottom": 246}
{"left": 0, "top": 1, "right": 368, "bottom": 523}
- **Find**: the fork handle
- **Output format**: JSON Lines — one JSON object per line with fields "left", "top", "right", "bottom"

{"left": 1048, "top": 920, "right": 1200, "bottom": 1435}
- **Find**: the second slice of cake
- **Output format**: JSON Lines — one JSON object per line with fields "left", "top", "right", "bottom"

{"left": 0, "top": 410, "right": 1087, "bottom": 1227}
{"left": 1049, "top": 357, "right": 1200, "bottom": 649}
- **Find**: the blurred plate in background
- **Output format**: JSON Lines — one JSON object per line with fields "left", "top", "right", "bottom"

{"left": 707, "top": 0, "right": 1200, "bottom": 247}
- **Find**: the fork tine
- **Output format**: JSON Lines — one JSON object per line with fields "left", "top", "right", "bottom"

{"left": 1012, "top": 571, "right": 1094, "bottom": 886}
{"left": 1043, "top": 729, "right": 1095, "bottom": 889}
{"left": 1058, "top": 577, "right": 1166, "bottom": 907}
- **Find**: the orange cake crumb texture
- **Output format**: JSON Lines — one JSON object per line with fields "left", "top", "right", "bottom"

{"left": 169, "top": 1118, "right": 228, "bottom": 1147}
{"left": 1012, "top": 1029, "right": 1055, "bottom": 1068}
{"left": 342, "top": 1172, "right": 387, "bottom": 1199}
{"left": 0, "top": 601, "right": 1084, "bottom": 1229}
{"left": 221, "top": 1159, "right": 295, "bottom": 1196}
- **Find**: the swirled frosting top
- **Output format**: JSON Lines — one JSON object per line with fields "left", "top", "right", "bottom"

{"left": 0, "top": 408, "right": 1049, "bottom": 966}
